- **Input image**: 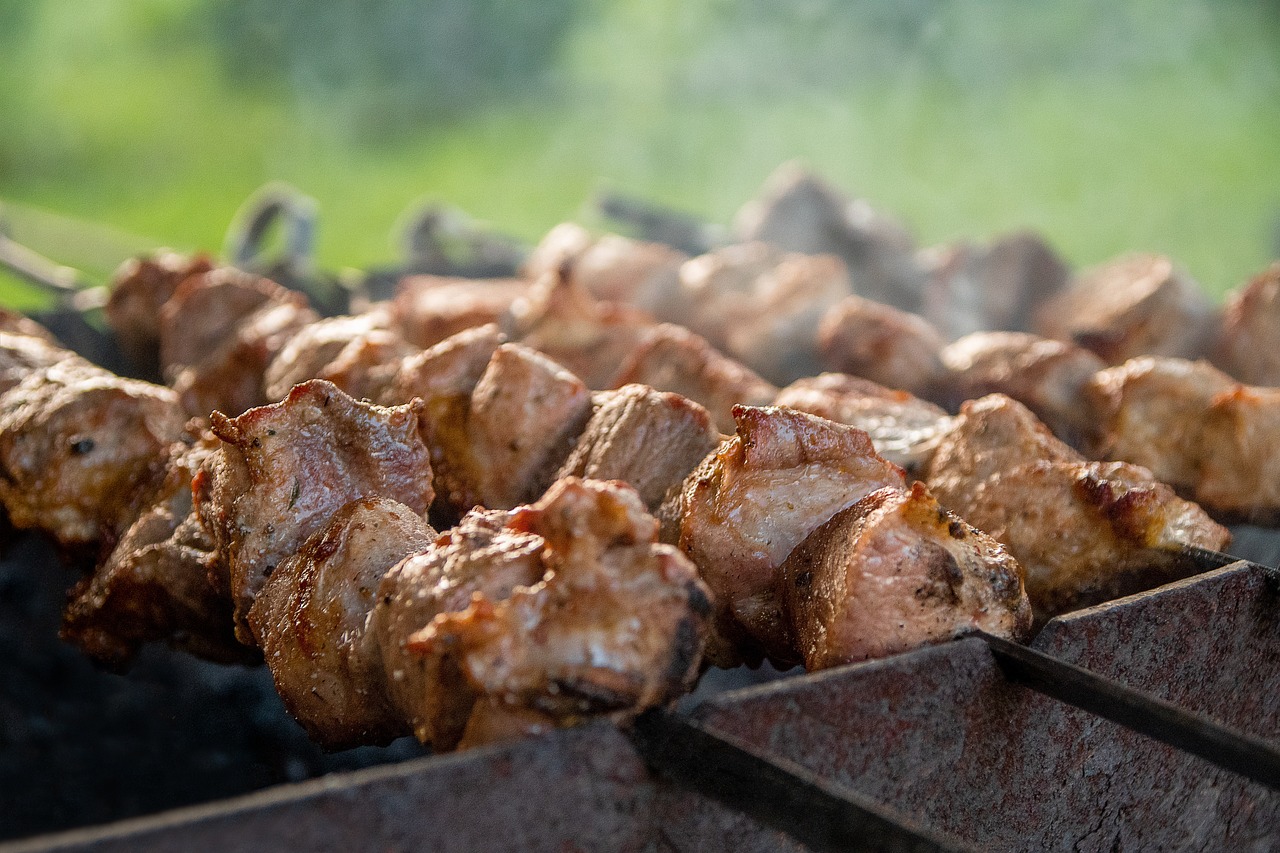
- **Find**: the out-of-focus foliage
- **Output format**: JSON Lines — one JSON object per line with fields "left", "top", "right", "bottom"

{"left": 202, "top": 0, "right": 581, "bottom": 135}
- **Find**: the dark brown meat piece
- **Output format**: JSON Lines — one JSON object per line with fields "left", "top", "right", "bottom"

{"left": 1212, "top": 262, "right": 1280, "bottom": 385}
{"left": 1086, "top": 356, "right": 1280, "bottom": 523}
{"left": 407, "top": 478, "right": 710, "bottom": 750}
{"left": 917, "top": 232, "right": 1069, "bottom": 339}
{"left": 249, "top": 497, "right": 435, "bottom": 749}
{"left": 611, "top": 323, "right": 777, "bottom": 434}
{"left": 925, "top": 394, "right": 1230, "bottom": 617}
{"left": 373, "top": 507, "right": 547, "bottom": 748}
{"left": 556, "top": 384, "right": 719, "bottom": 511}
{"left": 431, "top": 343, "right": 592, "bottom": 514}
{"left": 782, "top": 482, "right": 1032, "bottom": 670}
{"left": 937, "top": 331, "right": 1106, "bottom": 449}
{"left": 774, "top": 374, "right": 953, "bottom": 477}
{"left": 106, "top": 252, "right": 214, "bottom": 378}
{"left": 0, "top": 358, "right": 187, "bottom": 547}
{"left": 733, "top": 162, "right": 925, "bottom": 312}
{"left": 263, "top": 310, "right": 414, "bottom": 403}
{"left": 1033, "top": 253, "right": 1219, "bottom": 364}
{"left": 390, "top": 275, "right": 526, "bottom": 348}
{"left": 817, "top": 294, "right": 945, "bottom": 394}
{"left": 61, "top": 433, "right": 245, "bottom": 667}
{"left": 160, "top": 267, "right": 318, "bottom": 417}
{"left": 196, "top": 379, "right": 435, "bottom": 642}
{"left": 508, "top": 268, "right": 655, "bottom": 389}
{"left": 668, "top": 405, "right": 906, "bottom": 664}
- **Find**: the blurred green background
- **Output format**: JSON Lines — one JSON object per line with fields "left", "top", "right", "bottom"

{"left": 1, "top": 0, "right": 1278, "bottom": 308}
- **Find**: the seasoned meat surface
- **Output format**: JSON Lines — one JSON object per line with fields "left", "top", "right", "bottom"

{"left": 556, "top": 384, "right": 719, "bottom": 511}
{"left": 250, "top": 498, "right": 435, "bottom": 749}
{"left": 61, "top": 432, "right": 245, "bottom": 667}
{"left": 1213, "top": 262, "right": 1280, "bottom": 385}
{"left": 0, "top": 331, "right": 72, "bottom": 397}
{"left": 938, "top": 331, "right": 1106, "bottom": 449}
{"left": 1033, "top": 253, "right": 1218, "bottom": 364}
{"left": 390, "top": 275, "right": 526, "bottom": 348}
{"left": 570, "top": 234, "right": 687, "bottom": 314}
{"left": 0, "top": 358, "right": 187, "bottom": 546}
{"left": 263, "top": 309, "right": 412, "bottom": 402}
{"left": 1084, "top": 357, "right": 1236, "bottom": 492}
{"left": 774, "top": 374, "right": 953, "bottom": 476}
{"left": 1196, "top": 385, "right": 1280, "bottom": 524}
{"left": 508, "top": 269, "right": 655, "bottom": 389}
{"left": 431, "top": 343, "right": 592, "bottom": 514}
{"left": 160, "top": 268, "right": 318, "bottom": 417}
{"left": 669, "top": 405, "right": 906, "bottom": 664}
{"left": 611, "top": 323, "right": 777, "bottom": 434}
{"left": 197, "top": 380, "right": 434, "bottom": 642}
{"left": 106, "top": 252, "right": 214, "bottom": 378}
{"left": 407, "top": 478, "right": 710, "bottom": 750}
{"left": 373, "top": 507, "right": 546, "bottom": 747}
{"left": 925, "top": 394, "right": 1230, "bottom": 617}
{"left": 817, "top": 294, "right": 945, "bottom": 393}
{"left": 783, "top": 483, "right": 1032, "bottom": 669}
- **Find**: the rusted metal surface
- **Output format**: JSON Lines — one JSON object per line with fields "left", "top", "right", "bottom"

{"left": 3, "top": 723, "right": 659, "bottom": 853}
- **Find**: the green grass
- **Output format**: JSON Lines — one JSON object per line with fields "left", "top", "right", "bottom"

{"left": 2, "top": 1, "right": 1278, "bottom": 308}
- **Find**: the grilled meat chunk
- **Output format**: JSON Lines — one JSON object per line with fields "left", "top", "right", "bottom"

{"left": 1033, "top": 253, "right": 1218, "bottom": 364}
{"left": 774, "top": 374, "right": 953, "bottom": 477}
{"left": 160, "top": 267, "right": 318, "bottom": 417}
{"left": 925, "top": 394, "right": 1230, "bottom": 617}
{"left": 390, "top": 275, "right": 526, "bottom": 348}
{"left": 783, "top": 482, "right": 1032, "bottom": 669}
{"left": 407, "top": 478, "right": 710, "bottom": 750}
{"left": 0, "top": 358, "right": 186, "bottom": 547}
{"left": 937, "top": 331, "right": 1106, "bottom": 449}
{"left": 556, "top": 384, "right": 719, "bottom": 511}
{"left": 507, "top": 268, "right": 655, "bottom": 389}
{"left": 263, "top": 309, "right": 413, "bottom": 403}
{"left": 106, "top": 252, "right": 215, "bottom": 378}
{"left": 373, "top": 506, "right": 546, "bottom": 748}
{"left": 918, "top": 232, "right": 1069, "bottom": 340}
{"left": 249, "top": 498, "right": 436, "bottom": 749}
{"left": 668, "top": 405, "right": 906, "bottom": 664}
{"left": 1083, "top": 357, "right": 1235, "bottom": 492}
{"left": 61, "top": 433, "right": 244, "bottom": 667}
{"left": 611, "top": 323, "right": 777, "bottom": 434}
{"left": 733, "top": 163, "right": 924, "bottom": 312}
{"left": 197, "top": 380, "right": 434, "bottom": 642}
{"left": 0, "top": 331, "right": 72, "bottom": 397}
{"left": 525, "top": 225, "right": 688, "bottom": 316}
{"left": 817, "top": 294, "right": 946, "bottom": 394}
{"left": 1087, "top": 356, "right": 1280, "bottom": 522}
{"left": 678, "top": 244, "right": 849, "bottom": 385}
{"left": 1212, "top": 262, "right": 1280, "bottom": 385}
{"left": 430, "top": 343, "right": 592, "bottom": 514}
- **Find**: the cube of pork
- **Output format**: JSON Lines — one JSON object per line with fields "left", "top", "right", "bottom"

{"left": 105, "top": 252, "right": 215, "bottom": 379}
{"left": 774, "top": 374, "right": 953, "bottom": 477}
{"left": 937, "top": 331, "right": 1106, "bottom": 450}
{"left": 1212, "top": 262, "right": 1280, "bottom": 385}
{"left": 197, "top": 380, "right": 435, "bottom": 643}
{"left": 250, "top": 498, "right": 436, "bottom": 749}
{"left": 817, "top": 295, "right": 946, "bottom": 394}
{"left": 263, "top": 309, "right": 414, "bottom": 403}
{"left": 925, "top": 394, "right": 1229, "bottom": 618}
{"left": 611, "top": 323, "right": 777, "bottom": 434}
{"left": 783, "top": 483, "right": 1032, "bottom": 670}
{"left": 0, "top": 358, "right": 188, "bottom": 547}
{"left": 1032, "top": 253, "right": 1219, "bottom": 364}
{"left": 556, "top": 384, "right": 719, "bottom": 511}
{"left": 389, "top": 275, "right": 527, "bottom": 348}
{"left": 668, "top": 405, "right": 906, "bottom": 665}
